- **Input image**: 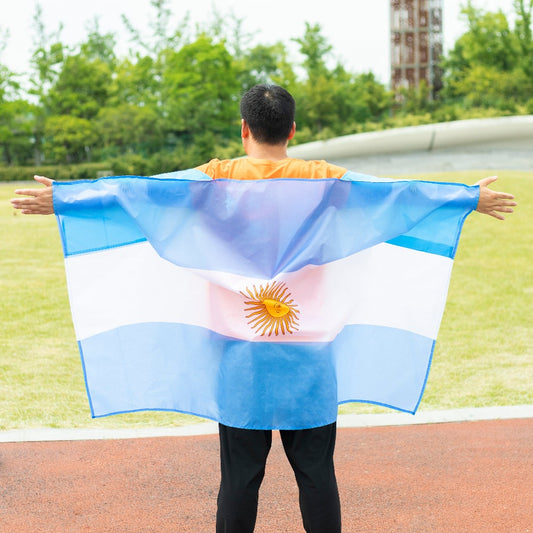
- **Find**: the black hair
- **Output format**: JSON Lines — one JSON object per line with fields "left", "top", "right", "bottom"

{"left": 239, "top": 84, "right": 295, "bottom": 145}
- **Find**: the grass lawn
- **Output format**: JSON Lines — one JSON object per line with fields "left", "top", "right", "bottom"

{"left": 1, "top": 171, "right": 531, "bottom": 429}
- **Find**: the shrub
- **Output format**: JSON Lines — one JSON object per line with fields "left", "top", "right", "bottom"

{"left": 109, "top": 153, "right": 151, "bottom": 176}
{"left": 0, "top": 163, "right": 113, "bottom": 182}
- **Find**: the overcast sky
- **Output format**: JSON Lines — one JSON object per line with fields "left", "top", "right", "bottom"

{"left": 1, "top": 0, "right": 515, "bottom": 84}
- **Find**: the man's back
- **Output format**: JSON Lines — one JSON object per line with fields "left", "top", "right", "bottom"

{"left": 197, "top": 157, "right": 346, "bottom": 180}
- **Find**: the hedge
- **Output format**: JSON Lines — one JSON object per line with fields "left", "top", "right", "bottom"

{"left": 0, "top": 163, "right": 114, "bottom": 182}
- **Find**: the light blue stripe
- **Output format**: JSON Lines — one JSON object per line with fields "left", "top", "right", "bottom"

{"left": 342, "top": 171, "right": 474, "bottom": 258}
{"left": 341, "top": 170, "right": 394, "bottom": 182}
{"left": 150, "top": 168, "right": 211, "bottom": 180}
{"left": 79, "top": 322, "right": 433, "bottom": 429}
{"left": 334, "top": 325, "right": 434, "bottom": 414}
{"left": 386, "top": 193, "right": 473, "bottom": 259}
{"left": 387, "top": 235, "right": 453, "bottom": 257}
{"left": 54, "top": 175, "right": 478, "bottom": 274}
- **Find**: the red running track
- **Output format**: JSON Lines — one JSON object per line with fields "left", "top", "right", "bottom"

{"left": 0, "top": 419, "right": 531, "bottom": 532}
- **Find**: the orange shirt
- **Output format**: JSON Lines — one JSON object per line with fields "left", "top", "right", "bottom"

{"left": 196, "top": 157, "right": 347, "bottom": 180}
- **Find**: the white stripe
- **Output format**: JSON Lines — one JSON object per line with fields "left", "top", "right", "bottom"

{"left": 65, "top": 241, "right": 452, "bottom": 342}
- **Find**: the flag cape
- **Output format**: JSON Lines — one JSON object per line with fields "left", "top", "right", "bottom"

{"left": 53, "top": 170, "right": 479, "bottom": 429}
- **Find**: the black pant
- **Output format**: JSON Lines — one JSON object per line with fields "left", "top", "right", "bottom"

{"left": 216, "top": 422, "right": 341, "bottom": 533}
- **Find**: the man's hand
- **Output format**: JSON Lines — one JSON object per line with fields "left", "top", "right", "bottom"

{"left": 11, "top": 175, "right": 55, "bottom": 215}
{"left": 475, "top": 176, "right": 516, "bottom": 220}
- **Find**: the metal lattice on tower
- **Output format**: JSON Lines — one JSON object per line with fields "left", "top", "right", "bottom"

{"left": 390, "top": 0, "right": 443, "bottom": 97}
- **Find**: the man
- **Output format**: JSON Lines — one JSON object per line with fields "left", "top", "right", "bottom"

{"left": 12, "top": 85, "right": 516, "bottom": 532}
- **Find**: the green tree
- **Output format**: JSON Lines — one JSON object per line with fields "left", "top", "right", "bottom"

{"left": 0, "top": 99, "right": 36, "bottom": 165}
{"left": 0, "top": 29, "right": 35, "bottom": 165}
{"left": 195, "top": 8, "right": 251, "bottom": 60}
{"left": 345, "top": 71, "right": 393, "bottom": 123}
{"left": 29, "top": 3, "right": 65, "bottom": 164}
{"left": 291, "top": 23, "right": 337, "bottom": 133}
{"left": 459, "top": 2, "right": 517, "bottom": 70}
{"left": 514, "top": 0, "right": 533, "bottom": 77}
{"left": 43, "top": 115, "right": 97, "bottom": 163}
{"left": 294, "top": 74, "right": 338, "bottom": 134}
{"left": 121, "top": 0, "right": 190, "bottom": 57}
{"left": 396, "top": 80, "right": 433, "bottom": 115}
{"left": 291, "top": 24, "right": 392, "bottom": 136}
{"left": 111, "top": 56, "right": 159, "bottom": 108}
{"left": 30, "top": 4, "right": 65, "bottom": 94}
{"left": 292, "top": 22, "right": 332, "bottom": 81}
{"left": 95, "top": 104, "right": 164, "bottom": 156}
{"left": 237, "top": 43, "right": 296, "bottom": 93}
{"left": 117, "top": 0, "right": 192, "bottom": 154}
{"left": 0, "top": 32, "right": 16, "bottom": 101}
{"left": 442, "top": 1, "right": 533, "bottom": 108}
{"left": 46, "top": 54, "right": 112, "bottom": 119}
{"left": 161, "top": 35, "right": 240, "bottom": 137}
{"left": 80, "top": 18, "right": 117, "bottom": 67}
{"left": 452, "top": 65, "right": 530, "bottom": 110}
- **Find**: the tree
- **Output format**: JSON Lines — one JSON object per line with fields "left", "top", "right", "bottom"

{"left": 0, "top": 29, "right": 35, "bottom": 165}
{"left": 292, "top": 22, "right": 332, "bottom": 81}
{"left": 344, "top": 71, "right": 393, "bottom": 123}
{"left": 451, "top": 65, "right": 530, "bottom": 110}
{"left": 395, "top": 80, "right": 432, "bottom": 115}
{"left": 118, "top": 0, "right": 192, "bottom": 146}
{"left": 95, "top": 104, "right": 164, "bottom": 156}
{"left": 110, "top": 56, "right": 159, "bottom": 109}
{"left": 195, "top": 8, "right": 251, "bottom": 60}
{"left": 514, "top": 0, "right": 533, "bottom": 77}
{"left": 458, "top": 2, "right": 517, "bottom": 70}
{"left": 0, "top": 99, "right": 36, "bottom": 165}
{"left": 46, "top": 54, "right": 112, "bottom": 119}
{"left": 291, "top": 24, "right": 392, "bottom": 135}
{"left": 441, "top": 1, "right": 533, "bottom": 108}
{"left": 0, "top": 32, "right": 16, "bottom": 101}
{"left": 160, "top": 35, "right": 240, "bottom": 137}
{"left": 29, "top": 3, "right": 65, "bottom": 164}
{"left": 121, "top": 0, "right": 190, "bottom": 58}
{"left": 80, "top": 18, "right": 117, "bottom": 67}
{"left": 291, "top": 24, "right": 337, "bottom": 133}
{"left": 237, "top": 43, "right": 297, "bottom": 93}
{"left": 43, "top": 115, "right": 97, "bottom": 163}
{"left": 30, "top": 4, "right": 65, "bottom": 97}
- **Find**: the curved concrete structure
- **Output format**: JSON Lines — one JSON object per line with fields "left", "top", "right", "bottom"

{"left": 288, "top": 115, "right": 533, "bottom": 175}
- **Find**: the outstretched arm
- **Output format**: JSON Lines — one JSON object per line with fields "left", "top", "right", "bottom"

{"left": 10, "top": 175, "right": 54, "bottom": 215}
{"left": 475, "top": 176, "right": 516, "bottom": 220}
{"left": 11, "top": 173, "right": 517, "bottom": 220}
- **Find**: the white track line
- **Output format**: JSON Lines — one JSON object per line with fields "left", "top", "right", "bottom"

{"left": 1, "top": 405, "right": 531, "bottom": 443}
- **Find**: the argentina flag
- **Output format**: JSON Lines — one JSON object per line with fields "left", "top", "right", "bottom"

{"left": 53, "top": 170, "right": 479, "bottom": 430}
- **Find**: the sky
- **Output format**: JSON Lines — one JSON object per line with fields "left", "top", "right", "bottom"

{"left": 1, "top": 0, "right": 515, "bottom": 85}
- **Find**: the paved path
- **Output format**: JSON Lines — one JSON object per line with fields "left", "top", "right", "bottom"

{"left": 1, "top": 417, "right": 531, "bottom": 532}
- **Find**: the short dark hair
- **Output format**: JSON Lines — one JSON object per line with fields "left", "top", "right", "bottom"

{"left": 240, "top": 84, "right": 295, "bottom": 145}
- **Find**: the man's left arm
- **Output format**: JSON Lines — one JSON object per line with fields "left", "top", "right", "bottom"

{"left": 475, "top": 176, "right": 516, "bottom": 220}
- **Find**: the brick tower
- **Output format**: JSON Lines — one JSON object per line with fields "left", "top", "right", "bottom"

{"left": 390, "top": 0, "right": 443, "bottom": 97}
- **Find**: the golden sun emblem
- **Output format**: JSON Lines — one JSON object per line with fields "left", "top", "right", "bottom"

{"left": 240, "top": 281, "right": 300, "bottom": 337}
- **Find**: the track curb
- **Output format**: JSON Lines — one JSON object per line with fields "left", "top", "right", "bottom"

{"left": 1, "top": 405, "right": 531, "bottom": 443}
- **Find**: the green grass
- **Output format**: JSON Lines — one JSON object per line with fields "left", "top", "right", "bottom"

{"left": 1, "top": 172, "right": 531, "bottom": 429}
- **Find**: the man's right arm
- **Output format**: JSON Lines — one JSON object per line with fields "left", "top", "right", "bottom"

{"left": 11, "top": 175, "right": 55, "bottom": 215}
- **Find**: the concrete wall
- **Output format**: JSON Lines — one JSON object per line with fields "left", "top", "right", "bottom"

{"left": 288, "top": 115, "right": 533, "bottom": 175}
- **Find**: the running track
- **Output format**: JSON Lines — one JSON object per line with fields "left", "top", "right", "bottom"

{"left": 1, "top": 418, "right": 531, "bottom": 532}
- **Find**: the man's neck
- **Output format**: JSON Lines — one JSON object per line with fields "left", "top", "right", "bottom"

{"left": 244, "top": 141, "right": 289, "bottom": 162}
